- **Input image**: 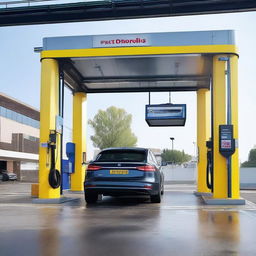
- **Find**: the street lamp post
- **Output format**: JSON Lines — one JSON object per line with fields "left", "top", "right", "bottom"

{"left": 170, "top": 137, "right": 175, "bottom": 151}
{"left": 192, "top": 141, "right": 196, "bottom": 157}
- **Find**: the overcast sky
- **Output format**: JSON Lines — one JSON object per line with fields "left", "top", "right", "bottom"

{"left": 1, "top": 11, "right": 256, "bottom": 161}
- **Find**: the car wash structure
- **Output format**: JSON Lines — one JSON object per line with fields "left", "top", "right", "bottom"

{"left": 36, "top": 30, "right": 244, "bottom": 204}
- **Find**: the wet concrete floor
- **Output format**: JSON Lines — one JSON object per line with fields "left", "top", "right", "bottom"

{"left": 1, "top": 183, "right": 256, "bottom": 256}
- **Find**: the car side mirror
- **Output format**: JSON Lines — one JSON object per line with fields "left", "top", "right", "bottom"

{"left": 161, "top": 162, "right": 167, "bottom": 166}
{"left": 82, "top": 160, "right": 92, "bottom": 166}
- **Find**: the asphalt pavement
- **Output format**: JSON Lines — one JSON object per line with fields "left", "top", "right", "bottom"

{"left": 0, "top": 182, "right": 256, "bottom": 256}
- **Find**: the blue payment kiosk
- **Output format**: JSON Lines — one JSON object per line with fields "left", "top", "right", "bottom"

{"left": 62, "top": 142, "right": 75, "bottom": 190}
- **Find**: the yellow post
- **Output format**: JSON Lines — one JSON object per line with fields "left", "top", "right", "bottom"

{"left": 197, "top": 89, "right": 211, "bottom": 194}
{"left": 71, "top": 92, "right": 87, "bottom": 191}
{"left": 39, "top": 59, "right": 60, "bottom": 199}
{"left": 212, "top": 54, "right": 240, "bottom": 200}
{"left": 230, "top": 55, "right": 240, "bottom": 199}
{"left": 212, "top": 55, "right": 227, "bottom": 199}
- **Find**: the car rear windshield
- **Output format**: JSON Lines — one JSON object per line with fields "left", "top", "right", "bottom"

{"left": 95, "top": 150, "right": 147, "bottom": 162}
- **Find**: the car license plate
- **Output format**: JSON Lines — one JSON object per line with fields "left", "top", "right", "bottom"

{"left": 110, "top": 170, "right": 129, "bottom": 175}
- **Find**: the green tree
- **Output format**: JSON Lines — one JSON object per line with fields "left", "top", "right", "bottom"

{"left": 89, "top": 106, "right": 137, "bottom": 149}
{"left": 241, "top": 148, "right": 256, "bottom": 167}
{"left": 161, "top": 149, "right": 192, "bottom": 165}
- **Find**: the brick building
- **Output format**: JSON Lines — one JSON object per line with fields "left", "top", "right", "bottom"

{"left": 0, "top": 93, "right": 39, "bottom": 181}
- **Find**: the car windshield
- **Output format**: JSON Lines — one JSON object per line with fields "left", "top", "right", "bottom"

{"left": 95, "top": 150, "right": 147, "bottom": 162}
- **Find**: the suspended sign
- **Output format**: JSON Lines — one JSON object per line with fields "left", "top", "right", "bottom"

{"left": 145, "top": 104, "right": 186, "bottom": 127}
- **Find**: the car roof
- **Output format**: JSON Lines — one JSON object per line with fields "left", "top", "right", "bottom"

{"left": 100, "top": 147, "right": 148, "bottom": 153}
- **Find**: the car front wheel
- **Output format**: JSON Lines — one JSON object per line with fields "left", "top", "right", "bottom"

{"left": 2, "top": 173, "right": 9, "bottom": 182}
{"left": 161, "top": 183, "right": 164, "bottom": 195}
{"left": 150, "top": 188, "right": 161, "bottom": 203}
{"left": 85, "top": 192, "right": 98, "bottom": 204}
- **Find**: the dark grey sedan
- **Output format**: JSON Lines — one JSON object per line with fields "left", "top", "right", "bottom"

{"left": 0, "top": 169, "right": 17, "bottom": 181}
{"left": 84, "top": 147, "right": 164, "bottom": 204}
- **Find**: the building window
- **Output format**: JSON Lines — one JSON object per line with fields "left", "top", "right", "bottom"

{"left": 0, "top": 106, "right": 39, "bottom": 129}
{"left": 0, "top": 106, "right": 6, "bottom": 117}
{"left": 6, "top": 109, "right": 12, "bottom": 119}
{"left": 23, "top": 134, "right": 39, "bottom": 141}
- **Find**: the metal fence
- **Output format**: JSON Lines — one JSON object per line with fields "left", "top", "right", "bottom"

{"left": 163, "top": 165, "right": 256, "bottom": 189}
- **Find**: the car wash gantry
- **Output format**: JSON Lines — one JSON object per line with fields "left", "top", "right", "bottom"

{"left": 34, "top": 30, "right": 245, "bottom": 205}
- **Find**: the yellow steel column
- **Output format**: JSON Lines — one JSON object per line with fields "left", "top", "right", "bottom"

{"left": 230, "top": 55, "right": 240, "bottom": 199}
{"left": 71, "top": 92, "right": 87, "bottom": 191}
{"left": 39, "top": 59, "right": 60, "bottom": 199}
{"left": 197, "top": 89, "right": 211, "bottom": 193}
{"left": 212, "top": 55, "right": 227, "bottom": 199}
{"left": 212, "top": 54, "right": 240, "bottom": 200}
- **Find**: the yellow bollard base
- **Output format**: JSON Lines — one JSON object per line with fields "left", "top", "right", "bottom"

{"left": 32, "top": 197, "right": 79, "bottom": 204}
{"left": 194, "top": 191, "right": 212, "bottom": 197}
{"left": 31, "top": 184, "right": 39, "bottom": 198}
{"left": 202, "top": 196, "right": 245, "bottom": 205}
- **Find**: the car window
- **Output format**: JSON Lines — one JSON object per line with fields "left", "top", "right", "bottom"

{"left": 95, "top": 150, "right": 147, "bottom": 162}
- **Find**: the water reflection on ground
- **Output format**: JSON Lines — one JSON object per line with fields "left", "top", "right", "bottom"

{"left": 0, "top": 184, "right": 256, "bottom": 256}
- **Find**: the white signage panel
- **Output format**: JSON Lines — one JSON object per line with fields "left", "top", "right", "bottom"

{"left": 93, "top": 34, "right": 151, "bottom": 48}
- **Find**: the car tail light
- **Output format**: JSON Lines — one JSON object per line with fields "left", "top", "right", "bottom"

{"left": 136, "top": 165, "right": 156, "bottom": 172}
{"left": 144, "top": 185, "right": 153, "bottom": 189}
{"left": 87, "top": 164, "right": 102, "bottom": 171}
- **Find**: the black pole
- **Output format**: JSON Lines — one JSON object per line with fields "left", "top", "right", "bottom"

{"left": 227, "top": 158, "right": 232, "bottom": 198}
{"left": 226, "top": 58, "right": 232, "bottom": 198}
{"left": 210, "top": 76, "right": 214, "bottom": 193}
{"left": 170, "top": 137, "right": 174, "bottom": 151}
{"left": 59, "top": 67, "right": 64, "bottom": 195}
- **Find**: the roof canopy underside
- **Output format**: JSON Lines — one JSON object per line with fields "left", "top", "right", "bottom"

{"left": 66, "top": 54, "right": 212, "bottom": 93}
{"left": 2, "top": 0, "right": 256, "bottom": 27}
{"left": 42, "top": 30, "right": 236, "bottom": 93}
